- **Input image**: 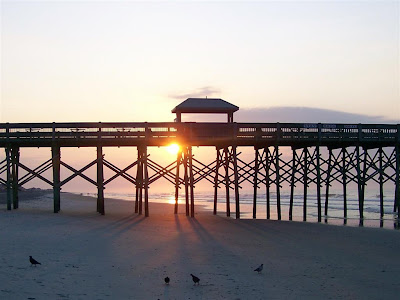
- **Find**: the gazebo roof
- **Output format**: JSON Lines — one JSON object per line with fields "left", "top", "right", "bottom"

{"left": 172, "top": 98, "right": 239, "bottom": 114}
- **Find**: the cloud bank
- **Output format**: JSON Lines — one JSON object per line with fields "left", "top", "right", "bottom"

{"left": 235, "top": 107, "right": 399, "bottom": 124}
{"left": 182, "top": 106, "right": 399, "bottom": 124}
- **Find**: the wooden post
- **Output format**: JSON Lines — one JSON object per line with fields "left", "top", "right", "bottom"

{"left": 379, "top": 147, "right": 384, "bottom": 223}
{"left": 289, "top": 148, "right": 296, "bottom": 221}
{"left": 174, "top": 150, "right": 181, "bottom": 214}
{"left": 342, "top": 148, "right": 347, "bottom": 224}
{"left": 11, "top": 147, "right": 19, "bottom": 209}
{"left": 325, "top": 148, "right": 332, "bottom": 222}
{"left": 233, "top": 146, "right": 240, "bottom": 219}
{"left": 52, "top": 146, "right": 61, "bottom": 213}
{"left": 316, "top": 145, "right": 321, "bottom": 222}
{"left": 265, "top": 147, "right": 271, "bottom": 219}
{"left": 213, "top": 148, "right": 220, "bottom": 215}
{"left": 135, "top": 182, "right": 139, "bottom": 214}
{"left": 356, "top": 145, "right": 363, "bottom": 219}
{"left": 189, "top": 146, "right": 195, "bottom": 217}
{"left": 135, "top": 147, "right": 141, "bottom": 214}
{"left": 395, "top": 144, "right": 400, "bottom": 223}
{"left": 360, "top": 149, "right": 367, "bottom": 226}
{"left": 5, "top": 147, "right": 11, "bottom": 210}
{"left": 97, "top": 146, "right": 105, "bottom": 215}
{"left": 144, "top": 146, "right": 149, "bottom": 217}
{"left": 138, "top": 148, "right": 143, "bottom": 215}
{"left": 184, "top": 148, "right": 189, "bottom": 216}
{"left": 275, "top": 145, "right": 281, "bottom": 220}
{"left": 253, "top": 148, "right": 259, "bottom": 219}
{"left": 303, "top": 147, "right": 308, "bottom": 222}
{"left": 224, "top": 147, "right": 230, "bottom": 217}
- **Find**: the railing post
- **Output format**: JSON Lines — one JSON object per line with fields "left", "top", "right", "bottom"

{"left": 358, "top": 124, "right": 362, "bottom": 142}
{"left": 318, "top": 123, "right": 322, "bottom": 142}
{"left": 52, "top": 122, "right": 56, "bottom": 142}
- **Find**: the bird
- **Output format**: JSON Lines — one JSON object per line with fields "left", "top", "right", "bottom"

{"left": 29, "top": 256, "right": 41, "bottom": 266}
{"left": 164, "top": 276, "right": 170, "bottom": 285}
{"left": 190, "top": 274, "right": 200, "bottom": 285}
{"left": 254, "top": 264, "right": 263, "bottom": 274}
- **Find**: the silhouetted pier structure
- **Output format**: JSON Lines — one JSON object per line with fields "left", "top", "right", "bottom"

{"left": 1, "top": 99, "right": 399, "bottom": 225}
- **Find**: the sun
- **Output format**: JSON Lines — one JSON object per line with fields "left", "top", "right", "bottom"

{"left": 166, "top": 143, "right": 181, "bottom": 155}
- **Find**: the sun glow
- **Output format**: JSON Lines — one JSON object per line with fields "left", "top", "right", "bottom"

{"left": 167, "top": 196, "right": 182, "bottom": 205}
{"left": 166, "top": 143, "right": 181, "bottom": 155}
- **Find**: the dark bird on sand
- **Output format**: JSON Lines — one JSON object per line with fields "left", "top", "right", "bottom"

{"left": 254, "top": 264, "right": 263, "bottom": 273}
{"left": 164, "top": 276, "right": 170, "bottom": 285}
{"left": 29, "top": 256, "right": 41, "bottom": 266}
{"left": 190, "top": 274, "right": 200, "bottom": 285}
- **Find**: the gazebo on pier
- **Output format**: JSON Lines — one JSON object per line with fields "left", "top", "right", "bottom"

{"left": 172, "top": 98, "right": 239, "bottom": 122}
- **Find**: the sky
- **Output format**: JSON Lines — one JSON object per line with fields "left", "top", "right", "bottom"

{"left": 0, "top": 1, "right": 399, "bottom": 195}
{"left": 1, "top": 0, "right": 399, "bottom": 124}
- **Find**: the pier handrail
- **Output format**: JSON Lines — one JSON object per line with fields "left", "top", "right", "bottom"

{"left": 0, "top": 122, "right": 398, "bottom": 147}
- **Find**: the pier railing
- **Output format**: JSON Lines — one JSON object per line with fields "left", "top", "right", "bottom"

{"left": 0, "top": 122, "right": 398, "bottom": 147}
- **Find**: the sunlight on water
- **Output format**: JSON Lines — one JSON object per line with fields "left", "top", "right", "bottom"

{"left": 79, "top": 188, "right": 398, "bottom": 230}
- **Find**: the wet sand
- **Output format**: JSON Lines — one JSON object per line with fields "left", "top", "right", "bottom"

{"left": 0, "top": 191, "right": 399, "bottom": 299}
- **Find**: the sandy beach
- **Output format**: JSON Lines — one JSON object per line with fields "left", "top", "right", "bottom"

{"left": 0, "top": 191, "right": 399, "bottom": 300}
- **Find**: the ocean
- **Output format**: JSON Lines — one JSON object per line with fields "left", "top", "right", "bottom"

{"left": 79, "top": 188, "right": 399, "bottom": 230}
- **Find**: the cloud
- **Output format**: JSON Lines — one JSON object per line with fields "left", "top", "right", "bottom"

{"left": 235, "top": 107, "right": 399, "bottom": 124}
{"left": 182, "top": 106, "right": 399, "bottom": 124}
{"left": 168, "top": 86, "right": 221, "bottom": 100}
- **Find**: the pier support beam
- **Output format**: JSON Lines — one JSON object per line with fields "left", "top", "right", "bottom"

{"left": 136, "top": 146, "right": 149, "bottom": 216}
{"left": 135, "top": 147, "right": 142, "bottom": 214}
{"left": 189, "top": 146, "right": 195, "bottom": 217}
{"left": 174, "top": 150, "right": 181, "bottom": 214}
{"left": 275, "top": 145, "right": 281, "bottom": 220}
{"left": 97, "top": 146, "right": 105, "bottom": 215}
{"left": 303, "top": 147, "right": 308, "bottom": 222}
{"left": 213, "top": 148, "right": 221, "bottom": 215}
{"left": 184, "top": 149, "right": 190, "bottom": 216}
{"left": 316, "top": 145, "right": 322, "bottom": 222}
{"left": 379, "top": 147, "right": 384, "bottom": 225}
{"left": 360, "top": 149, "right": 367, "bottom": 226}
{"left": 233, "top": 146, "right": 240, "bottom": 219}
{"left": 289, "top": 148, "right": 296, "bottom": 221}
{"left": 11, "top": 147, "right": 19, "bottom": 209}
{"left": 143, "top": 147, "right": 149, "bottom": 217}
{"left": 265, "top": 147, "right": 271, "bottom": 219}
{"left": 356, "top": 146, "right": 363, "bottom": 220}
{"left": 5, "top": 147, "right": 12, "bottom": 210}
{"left": 325, "top": 148, "right": 332, "bottom": 222}
{"left": 253, "top": 148, "right": 259, "bottom": 219}
{"left": 395, "top": 144, "right": 400, "bottom": 223}
{"left": 224, "top": 148, "right": 230, "bottom": 217}
{"left": 52, "top": 146, "right": 61, "bottom": 213}
{"left": 342, "top": 148, "right": 347, "bottom": 224}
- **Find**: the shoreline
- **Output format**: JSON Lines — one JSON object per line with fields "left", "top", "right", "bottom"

{"left": 1, "top": 189, "right": 398, "bottom": 230}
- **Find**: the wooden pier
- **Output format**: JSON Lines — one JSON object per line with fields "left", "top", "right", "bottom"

{"left": 1, "top": 121, "right": 399, "bottom": 224}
